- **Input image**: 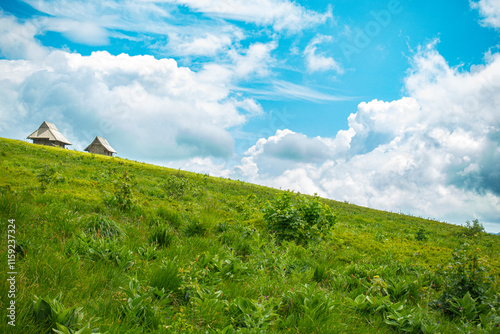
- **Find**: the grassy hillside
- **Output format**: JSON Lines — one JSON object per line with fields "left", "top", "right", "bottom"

{"left": 0, "top": 137, "right": 499, "bottom": 333}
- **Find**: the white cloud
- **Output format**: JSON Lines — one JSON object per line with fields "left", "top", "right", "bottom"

{"left": 471, "top": 0, "right": 500, "bottom": 28}
{"left": 44, "top": 18, "right": 110, "bottom": 46}
{"left": 233, "top": 44, "right": 500, "bottom": 230}
{"left": 167, "top": 32, "right": 236, "bottom": 57}
{"left": 0, "top": 13, "right": 48, "bottom": 60}
{"left": 228, "top": 41, "right": 278, "bottom": 78}
{"left": 169, "top": 0, "right": 332, "bottom": 32}
{"left": 19, "top": 0, "right": 330, "bottom": 59}
{"left": 0, "top": 17, "right": 266, "bottom": 161}
{"left": 304, "top": 35, "right": 343, "bottom": 73}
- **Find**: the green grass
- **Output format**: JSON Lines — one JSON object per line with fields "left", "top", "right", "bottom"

{"left": 0, "top": 137, "right": 499, "bottom": 333}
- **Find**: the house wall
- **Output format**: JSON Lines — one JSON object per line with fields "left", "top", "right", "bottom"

{"left": 87, "top": 144, "right": 113, "bottom": 156}
{"left": 33, "top": 138, "right": 66, "bottom": 148}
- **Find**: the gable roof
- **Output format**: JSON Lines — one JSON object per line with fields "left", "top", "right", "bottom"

{"left": 27, "top": 121, "right": 72, "bottom": 145}
{"left": 84, "top": 136, "right": 117, "bottom": 153}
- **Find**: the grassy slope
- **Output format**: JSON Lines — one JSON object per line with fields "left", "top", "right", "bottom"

{"left": 0, "top": 137, "right": 498, "bottom": 333}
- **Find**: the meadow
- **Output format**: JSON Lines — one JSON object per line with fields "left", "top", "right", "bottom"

{"left": 0, "top": 137, "right": 499, "bottom": 333}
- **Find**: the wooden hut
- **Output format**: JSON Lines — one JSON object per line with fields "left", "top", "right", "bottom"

{"left": 84, "top": 136, "right": 117, "bottom": 156}
{"left": 27, "top": 121, "right": 72, "bottom": 148}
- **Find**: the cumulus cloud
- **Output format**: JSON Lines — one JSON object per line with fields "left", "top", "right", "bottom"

{"left": 0, "top": 15, "right": 267, "bottom": 161}
{"left": 234, "top": 44, "right": 500, "bottom": 228}
{"left": 471, "top": 0, "right": 500, "bottom": 28}
{"left": 304, "top": 35, "right": 343, "bottom": 73}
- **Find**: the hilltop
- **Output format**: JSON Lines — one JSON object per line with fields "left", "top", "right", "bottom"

{"left": 0, "top": 137, "right": 499, "bottom": 333}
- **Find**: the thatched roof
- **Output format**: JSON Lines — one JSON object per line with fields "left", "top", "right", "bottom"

{"left": 84, "top": 136, "right": 117, "bottom": 153}
{"left": 27, "top": 121, "right": 72, "bottom": 145}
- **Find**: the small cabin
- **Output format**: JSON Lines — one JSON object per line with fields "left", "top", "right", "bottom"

{"left": 27, "top": 121, "right": 72, "bottom": 148}
{"left": 84, "top": 136, "right": 117, "bottom": 156}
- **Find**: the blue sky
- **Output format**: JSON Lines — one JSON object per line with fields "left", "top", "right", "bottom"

{"left": 1, "top": 0, "right": 500, "bottom": 232}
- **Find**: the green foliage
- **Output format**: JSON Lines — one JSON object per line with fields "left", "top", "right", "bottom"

{"left": 149, "top": 224, "right": 175, "bottom": 248}
{"left": 119, "top": 277, "right": 163, "bottom": 330}
{"left": 448, "top": 291, "right": 488, "bottom": 321}
{"left": 37, "top": 166, "right": 65, "bottom": 192}
{"left": 228, "top": 296, "right": 278, "bottom": 330}
{"left": 156, "top": 206, "right": 183, "bottom": 229}
{"left": 262, "top": 192, "right": 336, "bottom": 245}
{"left": 279, "top": 283, "right": 338, "bottom": 326}
{"left": 68, "top": 234, "right": 135, "bottom": 270}
{"left": 415, "top": 227, "right": 428, "bottom": 241}
{"left": 32, "top": 293, "right": 88, "bottom": 332}
{"left": 367, "top": 275, "right": 388, "bottom": 296}
{"left": 163, "top": 175, "right": 194, "bottom": 198}
{"left": 2, "top": 138, "right": 500, "bottom": 334}
{"left": 463, "top": 219, "right": 485, "bottom": 236}
{"left": 184, "top": 219, "right": 208, "bottom": 237}
{"left": 149, "top": 259, "right": 182, "bottom": 296}
{"left": 436, "top": 241, "right": 495, "bottom": 319}
{"left": 82, "top": 214, "right": 124, "bottom": 238}
{"left": 105, "top": 171, "right": 136, "bottom": 210}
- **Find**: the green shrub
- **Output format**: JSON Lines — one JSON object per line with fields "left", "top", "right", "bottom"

{"left": 415, "top": 227, "right": 428, "bottom": 241}
{"left": 163, "top": 175, "right": 192, "bottom": 198}
{"left": 435, "top": 241, "right": 495, "bottom": 319}
{"left": 463, "top": 219, "right": 485, "bottom": 236}
{"left": 105, "top": 171, "right": 136, "bottom": 210}
{"left": 262, "top": 192, "right": 336, "bottom": 245}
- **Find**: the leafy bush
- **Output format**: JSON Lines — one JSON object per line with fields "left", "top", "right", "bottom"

{"left": 435, "top": 242, "right": 495, "bottom": 319}
{"left": 82, "top": 214, "right": 124, "bottom": 238}
{"left": 415, "top": 227, "right": 428, "bottom": 241}
{"left": 262, "top": 192, "right": 336, "bottom": 245}
{"left": 463, "top": 219, "right": 485, "bottom": 236}
{"left": 104, "top": 171, "right": 136, "bottom": 210}
{"left": 163, "top": 175, "right": 192, "bottom": 198}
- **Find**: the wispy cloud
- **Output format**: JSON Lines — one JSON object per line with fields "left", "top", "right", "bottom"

{"left": 272, "top": 80, "right": 350, "bottom": 102}
{"left": 235, "top": 80, "right": 351, "bottom": 102}
{"left": 304, "top": 34, "right": 343, "bottom": 74}
{"left": 168, "top": 0, "right": 332, "bottom": 32}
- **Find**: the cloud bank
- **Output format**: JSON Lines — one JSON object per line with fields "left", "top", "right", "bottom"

{"left": 0, "top": 12, "right": 267, "bottom": 161}
{"left": 232, "top": 44, "right": 500, "bottom": 229}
